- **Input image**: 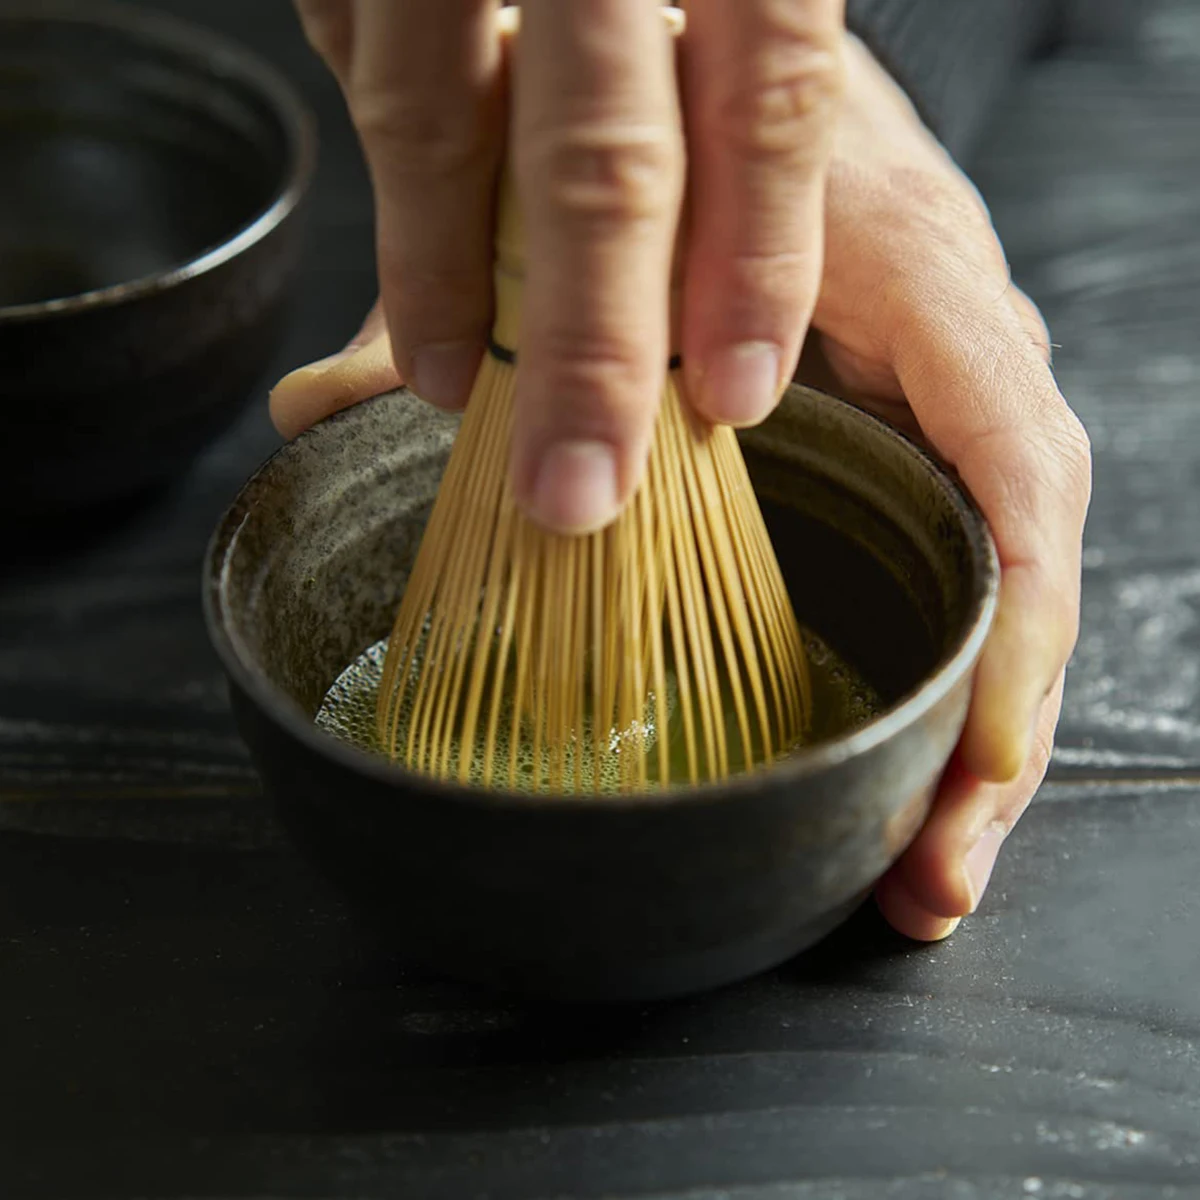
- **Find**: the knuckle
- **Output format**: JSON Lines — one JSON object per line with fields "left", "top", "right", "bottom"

{"left": 521, "top": 126, "right": 681, "bottom": 228}
{"left": 1057, "top": 407, "right": 1094, "bottom": 500}
{"left": 350, "top": 91, "right": 490, "bottom": 176}
{"left": 887, "top": 164, "right": 958, "bottom": 211}
{"left": 1006, "top": 542, "right": 1081, "bottom": 665}
{"left": 859, "top": 171, "right": 1010, "bottom": 306}
{"left": 385, "top": 265, "right": 491, "bottom": 335}
{"left": 1031, "top": 401, "right": 1093, "bottom": 525}
{"left": 1050, "top": 584, "right": 1082, "bottom": 660}
{"left": 960, "top": 423, "right": 1086, "bottom": 659}
{"left": 1031, "top": 730, "right": 1055, "bottom": 779}
{"left": 875, "top": 166, "right": 998, "bottom": 269}
{"left": 717, "top": 247, "right": 819, "bottom": 321}
{"left": 1026, "top": 702, "right": 1061, "bottom": 789}
{"left": 714, "top": 43, "right": 844, "bottom": 161}
{"left": 999, "top": 737, "right": 1052, "bottom": 830}
{"left": 1008, "top": 287, "right": 1052, "bottom": 354}
{"left": 1020, "top": 315, "right": 1054, "bottom": 364}
{"left": 1013, "top": 538, "right": 1084, "bottom": 668}
{"left": 529, "top": 331, "right": 653, "bottom": 429}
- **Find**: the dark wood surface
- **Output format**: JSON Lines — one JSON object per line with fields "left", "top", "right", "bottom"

{"left": 3, "top": 2, "right": 1199, "bottom": 1196}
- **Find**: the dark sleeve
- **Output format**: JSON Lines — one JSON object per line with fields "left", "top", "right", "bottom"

{"left": 845, "top": 0, "right": 1065, "bottom": 159}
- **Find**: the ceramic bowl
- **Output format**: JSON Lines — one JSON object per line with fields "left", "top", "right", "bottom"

{"left": 0, "top": 0, "right": 315, "bottom": 514}
{"left": 204, "top": 384, "right": 999, "bottom": 1002}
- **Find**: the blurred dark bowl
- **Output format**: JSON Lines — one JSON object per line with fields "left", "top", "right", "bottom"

{"left": 0, "top": 0, "right": 315, "bottom": 515}
{"left": 204, "top": 385, "right": 999, "bottom": 1004}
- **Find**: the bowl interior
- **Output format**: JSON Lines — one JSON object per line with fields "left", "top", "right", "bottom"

{"left": 211, "top": 385, "right": 993, "bottom": 779}
{"left": 0, "top": 4, "right": 299, "bottom": 309}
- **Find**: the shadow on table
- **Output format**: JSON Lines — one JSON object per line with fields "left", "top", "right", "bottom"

{"left": 0, "top": 825, "right": 927, "bottom": 1144}
{"left": 297, "top": 898, "right": 917, "bottom": 1135}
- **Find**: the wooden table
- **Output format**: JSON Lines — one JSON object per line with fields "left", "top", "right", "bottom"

{"left": 3, "top": 2, "right": 1198, "bottom": 1195}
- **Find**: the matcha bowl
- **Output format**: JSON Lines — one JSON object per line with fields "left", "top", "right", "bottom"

{"left": 203, "top": 384, "right": 998, "bottom": 1002}
{"left": 0, "top": 0, "right": 315, "bottom": 513}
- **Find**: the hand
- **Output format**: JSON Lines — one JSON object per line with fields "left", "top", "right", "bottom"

{"left": 802, "top": 36, "right": 1091, "bottom": 937}
{"left": 276, "top": 0, "right": 845, "bottom": 532}
{"left": 273, "top": 23, "right": 1092, "bottom": 938}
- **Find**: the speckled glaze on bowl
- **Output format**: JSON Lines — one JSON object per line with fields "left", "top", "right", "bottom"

{"left": 203, "top": 384, "right": 999, "bottom": 1003}
{"left": 0, "top": 0, "right": 315, "bottom": 514}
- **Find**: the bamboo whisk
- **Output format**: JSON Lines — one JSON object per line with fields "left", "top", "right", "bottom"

{"left": 376, "top": 54, "right": 810, "bottom": 796}
{"left": 374, "top": 221, "right": 811, "bottom": 791}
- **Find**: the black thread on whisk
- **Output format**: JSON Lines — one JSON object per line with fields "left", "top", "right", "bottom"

{"left": 488, "top": 336, "right": 682, "bottom": 372}
{"left": 486, "top": 336, "right": 516, "bottom": 364}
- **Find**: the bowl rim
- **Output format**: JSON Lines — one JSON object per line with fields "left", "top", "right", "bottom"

{"left": 203, "top": 385, "right": 1001, "bottom": 812}
{"left": 0, "top": 0, "right": 317, "bottom": 324}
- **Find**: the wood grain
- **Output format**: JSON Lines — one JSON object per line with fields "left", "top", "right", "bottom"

{"left": 2, "top": 1, "right": 1200, "bottom": 1196}
{"left": 1, "top": 784, "right": 1197, "bottom": 1196}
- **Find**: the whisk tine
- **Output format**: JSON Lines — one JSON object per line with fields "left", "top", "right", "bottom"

{"left": 374, "top": 8, "right": 808, "bottom": 794}
{"left": 480, "top": 494, "right": 520, "bottom": 790}
{"left": 571, "top": 538, "right": 588, "bottom": 794}
{"left": 714, "top": 445, "right": 788, "bottom": 755}
{"left": 635, "top": 476, "right": 669, "bottom": 788}
{"left": 624, "top": 502, "right": 647, "bottom": 793}
{"left": 664, "top": 387, "right": 725, "bottom": 780}
{"left": 456, "top": 461, "right": 516, "bottom": 784}
{"left": 650, "top": 423, "right": 698, "bottom": 785}
{"left": 375, "top": 357, "right": 809, "bottom": 792}
{"left": 509, "top": 521, "right": 537, "bottom": 790}
{"left": 590, "top": 533, "right": 604, "bottom": 793}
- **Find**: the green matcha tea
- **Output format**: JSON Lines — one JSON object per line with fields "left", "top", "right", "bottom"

{"left": 315, "top": 627, "right": 885, "bottom": 792}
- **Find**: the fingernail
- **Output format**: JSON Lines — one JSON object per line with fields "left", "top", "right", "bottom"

{"left": 930, "top": 916, "right": 962, "bottom": 941}
{"left": 411, "top": 342, "right": 479, "bottom": 411}
{"left": 964, "top": 824, "right": 1007, "bottom": 913}
{"left": 697, "top": 341, "right": 782, "bottom": 426}
{"left": 528, "top": 439, "right": 620, "bottom": 534}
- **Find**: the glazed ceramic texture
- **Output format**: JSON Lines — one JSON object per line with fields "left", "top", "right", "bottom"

{"left": 0, "top": 1, "right": 315, "bottom": 513}
{"left": 204, "top": 385, "right": 998, "bottom": 1002}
